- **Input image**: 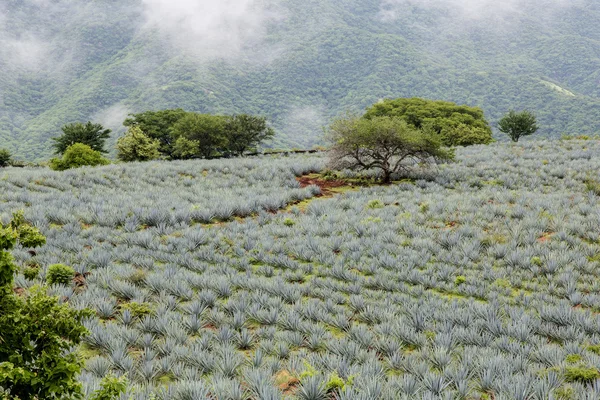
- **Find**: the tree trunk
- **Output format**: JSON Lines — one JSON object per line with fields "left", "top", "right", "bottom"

{"left": 382, "top": 169, "right": 392, "bottom": 184}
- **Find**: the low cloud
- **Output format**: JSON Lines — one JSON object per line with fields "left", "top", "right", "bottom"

{"left": 92, "top": 103, "right": 131, "bottom": 137}
{"left": 140, "top": 0, "right": 284, "bottom": 62}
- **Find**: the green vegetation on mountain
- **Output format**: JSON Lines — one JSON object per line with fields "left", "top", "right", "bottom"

{"left": 1, "top": 0, "right": 600, "bottom": 160}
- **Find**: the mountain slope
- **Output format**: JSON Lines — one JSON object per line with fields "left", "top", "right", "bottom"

{"left": 1, "top": 0, "right": 600, "bottom": 160}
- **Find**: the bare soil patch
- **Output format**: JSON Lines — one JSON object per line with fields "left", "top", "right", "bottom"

{"left": 297, "top": 176, "right": 350, "bottom": 197}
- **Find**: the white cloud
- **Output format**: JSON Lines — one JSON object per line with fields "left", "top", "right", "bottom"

{"left": 140, "top": 0, "right": 284, "bottom": 62}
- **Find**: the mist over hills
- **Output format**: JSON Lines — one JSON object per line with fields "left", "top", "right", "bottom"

{"left": 1, "top": 0, "right": 599, "bottom": 161}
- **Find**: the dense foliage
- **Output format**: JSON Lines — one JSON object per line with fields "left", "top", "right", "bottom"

{"left": 498, "top": 110, "right": 539, "bottom": 142}
{"left": 52, "top": 122, "right": 111, "bottom": 155}
{"left": 1, "top": 0, "right": 600, "bottom": 160}
{"left": 328, "top": 115, "right": 454, "bottom": 183}
{"left": 50, "top": 143, "right": 110, "bottom": 171}
{"left": 0, "top": 150, "right": 11, "bottom": 168}
{"left": 223, "top": 115, "right": 276, "bottom": 157}
{"left": 0, "top": 212, "right": 88, "bottom": 400}
{"left": 364, "top": 98, "right": 494, "bottom": 146}
{"left": 170, "top": 114, "right": 228, "bottom": 160}
{"left": 116, "top": 127, "right": 161, "bottom": 162}
{"left": 1, "top": 142, "right": 600, "bottom": 397}
{"left": 123, "top": 110, "right": 188, "bottom": 158}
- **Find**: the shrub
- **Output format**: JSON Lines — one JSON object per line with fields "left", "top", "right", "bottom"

{"left": 454, "top": 276, "right": 466, "bottom": 286}
{"left": 0, "top": 149, "right": 11, "bottom": 167}
{"left": 0, "top": 211, "right": 89, "bottom": 400}
{"left": 49, "top": 143, "right": 110, "bottom": 171}
{"left": 564, "top": 365, "right": 600, "bottom": 383}
{"left": 23, "top": 266, "right": 39, "bottom": 280}
{"left": 367, "top": 199, "right": 384, "bottom": 209}
{"left": 89, "top": 373, "right": 128, "bottom": 400}
{"left": 46, "top": 264, "right": 75, "bottom": 285}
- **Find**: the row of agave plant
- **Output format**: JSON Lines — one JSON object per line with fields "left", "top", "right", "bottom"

{"left": 3, "top": 142, "right": 600, "bottom": 398}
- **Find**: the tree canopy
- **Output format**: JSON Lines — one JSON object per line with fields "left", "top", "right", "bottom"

{"left": 117, "top": 126, "right": 161, "bottom": 162}
{"left": 364, "top": 98, "right": 494, "bottom": 147}
{"left": 171, "top": 113, "right": 228, "bottom": 159}
{"left": 52, "top": 122, "right": 111, "bottom": 155}
{"left": 123, "top": 109, "right": 187, "bottom": 157}
{"left": 328, "top": 115, "right": 454, "bottom": 183}
{"left": 223, "top": 114, "right": 275, "bottom": 157}
{"left": 498, "top": 110, "right": 539, "bottom": 142}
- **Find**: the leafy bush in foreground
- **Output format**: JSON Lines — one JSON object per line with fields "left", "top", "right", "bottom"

{"left": 50, "top": 143, "right": 110, "bottom": 170}
{"left": 0, "top": 211, "right": 89, "bottom": 400}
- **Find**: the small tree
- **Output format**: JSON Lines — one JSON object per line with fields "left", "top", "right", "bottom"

{"left": 224, "top": 114, "right": 275, "bottom": 156}
{"left": 328, "top": 115, "right": 454, "bottom": 183}
{"left": 52, "top": 121, "right": 111, "bottom": 155}
{"left": 117, "top": 126, "right": 161, "bottom": 162}
{"left": 0, "top": 149, "right": 11, "bottom": 167}
{"left": 49, "top": 143, "right": 110, "bottom": 171}
{"left": 170, "top": 113, "right": 228, "bottom": 159}
{"left": 123, "top": 109, "right": 187, "bottom": 157}
{"left": 0, "top": 211, "right": 90, "bottom": 400}
{"left": 498, "top": 110, "right": 539, "bottom": 142}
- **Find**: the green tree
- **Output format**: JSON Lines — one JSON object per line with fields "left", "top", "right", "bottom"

{"left": 364, "top": 98, "right": 493, "bottom": 146}
{"left": 498, "top": 110, "right": 539, "bottom": 142}
{"left": 0, "top": 149, "right": 11, "bottom": 168}
{"left": 328, "top": 115, "right": 454, "bottom": 183}
{"left": 0, "top": 211, "right": 90, "bottom": 400}
{"left": 52, "top": 122, "right": 111, "bottom": 155}
{"left": 49, "top": 143, "right": 110, "bottom": 171}
{"left": 170, "top": 113, "right": 228, "bottom": 159}
{"left": 116, "top": 126, "right": 161, "bottom": 162}
{"left": 223, "top": 114, "right": 275, "bottom": 156}
{"left": 123, "top": 109, "right": 187, "bottom": 157}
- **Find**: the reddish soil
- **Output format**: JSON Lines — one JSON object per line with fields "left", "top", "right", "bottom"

{"left": 297, "top": 176, "right": 349, "bottom": 197}
{"left": 73, "top": 272, "right": 89, "bottom": 288}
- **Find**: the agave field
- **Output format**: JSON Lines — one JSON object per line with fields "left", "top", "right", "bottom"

{"left": 3, "top": 142, "right": 600, "bottom": 399}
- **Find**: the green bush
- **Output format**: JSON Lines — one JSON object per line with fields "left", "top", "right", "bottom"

{"left": 89, "top": 373, "right": 128, "bottom": 400}
{"left": 23, "top": 266, "right": 39, "bottom": 280}
{"left": 0, "top": 149, "right": 11, "bottom": 167}
{"left": 454, "top": 276, "right": 467, "bottom": 286}
{"left": 49, "top": 143, "right": 110, "bottom": 171}
{"left": 116, "top": 126, "right": 161, "bottom": 162}
{"left": 0, "top": 211, "right": 89, "bottom": 400}
{"left": 564, "top": 365, "right": 600, "bottom": 383}
{"left": 46, "top": 264, "right": 75, "bottom": 285}
{"left": 366, "top": 199, "right": 384, "bottom": 209}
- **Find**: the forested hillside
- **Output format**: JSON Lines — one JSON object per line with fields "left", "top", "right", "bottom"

{"left": 1, "top": 0, "right": 599, "bottom": 160}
